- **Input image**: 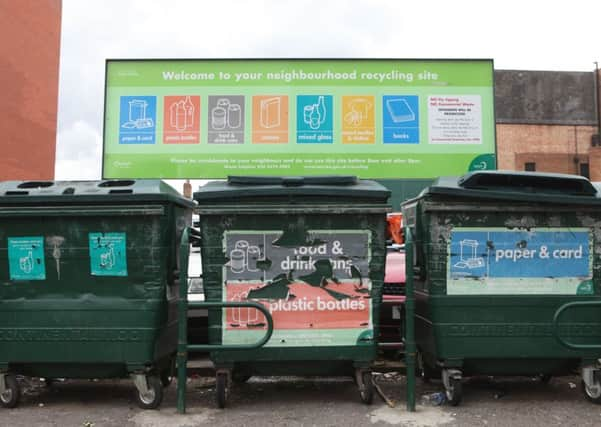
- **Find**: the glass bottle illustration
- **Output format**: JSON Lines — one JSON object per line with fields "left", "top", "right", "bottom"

{"left": 316, "top": 95, "right": 326, "bottom": 124}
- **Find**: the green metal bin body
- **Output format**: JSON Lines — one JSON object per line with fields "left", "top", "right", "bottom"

{"left": 402, "top": 171, "right": 601, "bottom": 376}
{"left": 194, "top": 176, "right": 389, "bottom": 376}
{"left": 0, "top": 180, "right": 194, "bottom": 379}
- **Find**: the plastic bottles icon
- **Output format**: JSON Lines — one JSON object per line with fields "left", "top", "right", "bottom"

{"left": 170, "top": 96, "right": 195, "bottom": 131}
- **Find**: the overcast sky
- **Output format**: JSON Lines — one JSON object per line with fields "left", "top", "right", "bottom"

{"left": 55, "top": 0, "right": 601, "bottom": 189}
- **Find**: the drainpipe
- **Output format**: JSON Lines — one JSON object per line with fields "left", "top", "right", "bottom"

{"left": 593, "top": 61, "right": 601, "bottom": 134}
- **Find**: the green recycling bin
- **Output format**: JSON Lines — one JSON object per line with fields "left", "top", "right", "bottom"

{"left": 194, "top": 176, "right": 390, "bottom": 407}
{"left": 0, "top": 180, "right": 194, "bottom": 409}
{"left": 402, "top": 171, "right": 601, "bottom": 405}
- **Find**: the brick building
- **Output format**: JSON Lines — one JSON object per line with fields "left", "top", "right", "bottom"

{"left": 495, "top": 69, "right": 601, "bottom": 181}
{"left": 0, "top": 0, "right": 62, "bottom": 180}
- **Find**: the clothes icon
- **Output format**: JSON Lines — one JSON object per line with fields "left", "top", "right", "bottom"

{"left": 344, "top": 98, "right": 373, "bottom": 126}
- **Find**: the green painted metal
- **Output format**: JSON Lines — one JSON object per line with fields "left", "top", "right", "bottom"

{"left": 0, "top": 180, "right": 193, "bottom": 381}
{"left": 553, "top": 301, "right": 601, "bottom": 350}
{"left": 402, "top": 171, "right": 601, "bottom": 377}
{"left": 193, "top": 176, "right": 389, "bottom": 380}
{"left": 176, "top": 228, "right": 274, "bottom": 414}
{"left": 404, "top": 227, "right": 416, "bottom": 412}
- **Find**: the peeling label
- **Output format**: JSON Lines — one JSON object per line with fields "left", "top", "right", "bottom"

{"left": 448, "top": 227, "right": 593, "bottom": 295}
{"left": 222, "top": 230, "right": 373, "bottom": 347}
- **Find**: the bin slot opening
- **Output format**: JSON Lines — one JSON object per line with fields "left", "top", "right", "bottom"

{"left": 17, "top": 181, "right": 54, "bottom": 189}
{"left": 227, "top": 175, "right": 358, "bottom": 187}
{"left": 62, "top": 187, "right": 75, "bottom": 195}
{"left": 458, "top": 172, "right": 597, "bottom": 196}
{"left": 5, "top": 191, "right": 29, "bottom": 195}
{"left": 108, "top": 189, "right": 134, "bottom": 194}
{"left": 99, "top": 180, "right": 136, "bottom": 188}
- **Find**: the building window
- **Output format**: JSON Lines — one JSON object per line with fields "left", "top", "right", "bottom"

{"left": 580, "top": 163, "right": 590, "bottom": 179}
{"left": 524, "top": 162, "right": 536, "bottom": 172}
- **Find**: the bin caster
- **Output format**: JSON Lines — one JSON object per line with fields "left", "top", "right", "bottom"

{"left": 0, "top": 374, "right": 20, "bottom": 409}
{"left": 442, "top": 369, "right": 463, "bottom": 406}
{"left": 356, "top": 370, "right": 374, "bottom": 405}
{"left": 132, "top": 374, "right": 163, "bottom": 410}
{"left": 216, "top": 371, "right": 230, "bottom": 409}
{"left": 581, "top": 367, "right": 601, "bottom": 403}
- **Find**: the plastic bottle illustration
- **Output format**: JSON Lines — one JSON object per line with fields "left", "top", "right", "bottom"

{"left": 184, "top": 96, "right": 194, "bottom": 127}
{"left": 170, "top": 96, "right": 195, "bottom": 131}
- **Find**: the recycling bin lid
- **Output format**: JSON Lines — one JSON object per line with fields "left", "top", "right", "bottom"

{"left": 193, "top": 175, "right": 391, "bottom": 202}
{"left": 0, "top": 179, "right": 196, "bottom": 207}
{"left": 413, "top": 170, "right": 601, "bottom": 205}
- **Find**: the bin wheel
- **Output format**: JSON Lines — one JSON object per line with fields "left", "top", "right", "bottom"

{"left": 445, "top": 377, "right": 463, "bottom": 406}
{"left": 0, "top": 375, "right": 20, "bottom": 409}
{"left": 232, "top": 372, "right": 251, "bottom": 384}
{"left": 134, "top": 375, "right": 163, "bottom": 410}
{"left": 359, "top": 371, "right": 374, "bottom": 405}
{"left": 582, "top": 379, "right": 601, "bottom": 403}
{"left": 216, "top": 372, "right": 228, "bottom": 409}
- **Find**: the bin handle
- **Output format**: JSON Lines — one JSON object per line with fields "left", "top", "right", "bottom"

{"left": 552, "top": 301, "right": 601, "bottom": 350}
{"left": 186, "top": 301, "right": 274, "bottom": 351}
{"left": 177, "top": 227, "right": 274, "bottom": 413}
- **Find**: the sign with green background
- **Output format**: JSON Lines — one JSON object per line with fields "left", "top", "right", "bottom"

{"left": 103, "top": 59, "right": 496, "bottom": 179}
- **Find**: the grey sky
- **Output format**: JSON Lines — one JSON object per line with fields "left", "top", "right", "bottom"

{"left": 55, "top": 0, "right": 601, "bottom": 184}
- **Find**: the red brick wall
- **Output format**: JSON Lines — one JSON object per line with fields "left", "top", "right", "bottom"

{"left": 0, "top": 0, "right": 62, "bottom": 180}
{"left": 496, "top": 124, "right": 597, "bottom": 175}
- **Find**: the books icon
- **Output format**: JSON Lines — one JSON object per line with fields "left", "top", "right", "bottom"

{"left": 386, "top": 98, "right": 416, "bottom": 123}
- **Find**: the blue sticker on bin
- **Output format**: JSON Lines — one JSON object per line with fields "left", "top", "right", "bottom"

{"left": 8, "top": 236, "right": 46, "bottom": 280}
{"left": 89, "top": 232, "right": 127, "bottom": 276}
